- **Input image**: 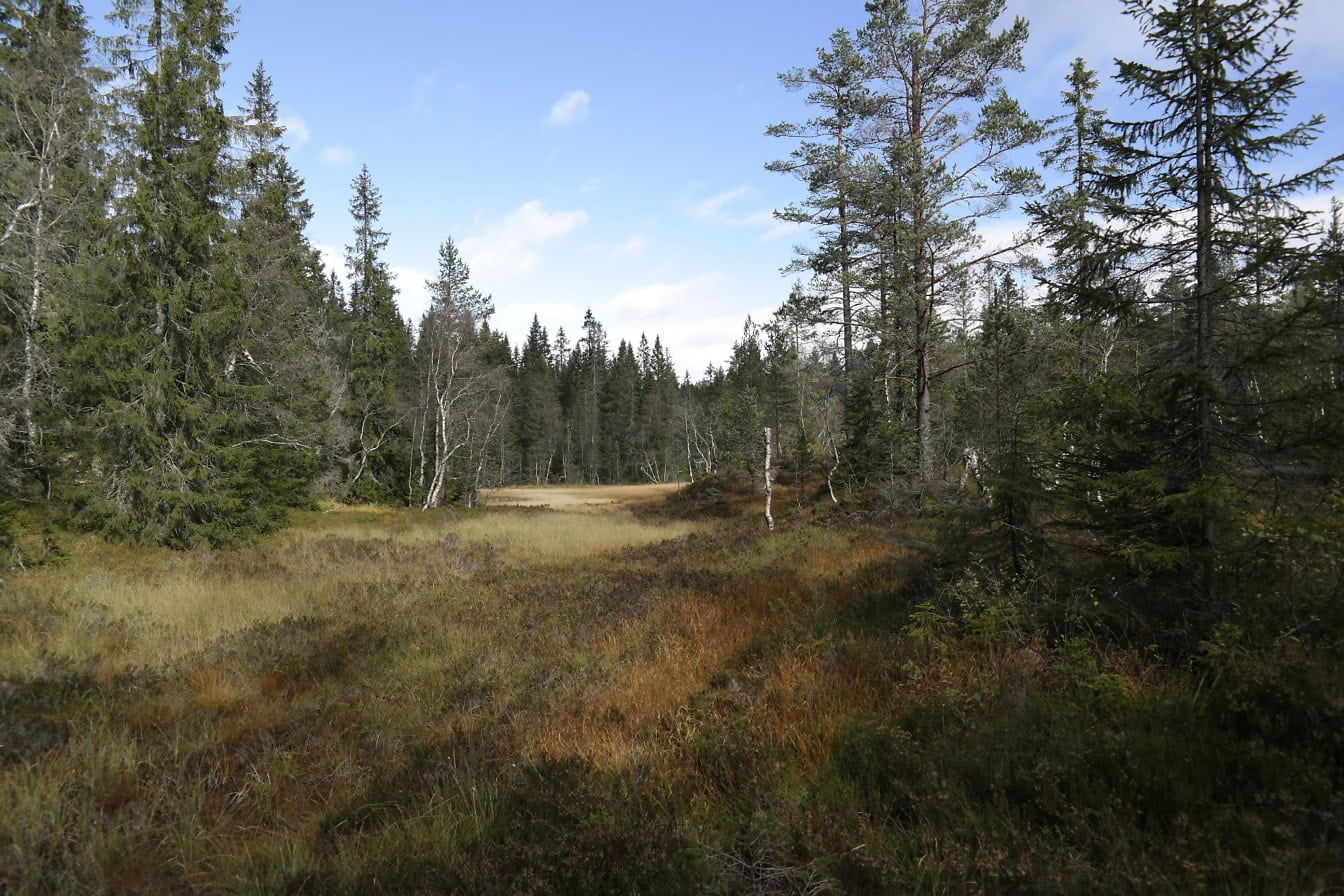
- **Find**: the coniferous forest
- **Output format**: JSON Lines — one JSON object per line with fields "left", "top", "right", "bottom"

{"left": 3, "top": 0, "right": 1344, "bottom": 892}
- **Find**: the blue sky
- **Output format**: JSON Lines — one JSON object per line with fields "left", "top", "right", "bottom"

{"left": 84, "top": 0, "right": 1344, "bottom": 377}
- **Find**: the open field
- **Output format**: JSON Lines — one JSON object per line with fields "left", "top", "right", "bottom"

{"left": 1, "top": 487, "right": 1340, "bottom": 893}
{"left": 481, "top": 482, "right": 683, "bottom": 510}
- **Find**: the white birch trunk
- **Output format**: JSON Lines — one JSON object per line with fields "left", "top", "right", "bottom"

{"left": 764, "top": 427, "right": 775, "bottom": 531}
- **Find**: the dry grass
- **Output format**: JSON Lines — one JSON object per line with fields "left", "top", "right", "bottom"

{"left": 482, "top": 482, "right": 683, "bottom": 510}
{"left": 0, "top": 498, "right": 701, "bottom": 675}
{"left": 450, "top": 508, "right": 700, "bottom": 562}
{"left": 0, "top": 491, "right": 924, "bottom": 894}
{"left": 527, "top": 534, "right": 913, "bottom": 771}
{"left": 5, "top": 493, "right": 1320, "bottom": 893}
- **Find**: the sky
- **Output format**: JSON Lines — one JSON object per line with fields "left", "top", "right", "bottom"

{"left": 80, "top": 0, "right": 1344, "bottom": 378}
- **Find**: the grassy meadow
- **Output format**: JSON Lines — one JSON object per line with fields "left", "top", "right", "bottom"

{"left": 1, "top": 484, "right": 1340, "bottom": 893}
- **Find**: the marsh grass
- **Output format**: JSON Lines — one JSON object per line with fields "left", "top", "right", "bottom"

{"left": 1, "top": 487, "right": 1339, "bottom": 894}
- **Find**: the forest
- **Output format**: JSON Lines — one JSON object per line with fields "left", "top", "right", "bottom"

{"left": 2, "top": 0, "right": 1343, "bottom": 892}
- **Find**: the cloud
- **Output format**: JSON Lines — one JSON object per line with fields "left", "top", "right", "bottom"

{"left": 391, "top": 266, "right": 433, "bottom": 323}
{"left": 604, "top": 271, "right": 774, "bottom": 373}
{"left": 606, "top": 273, "right": 765, "bottom": 375}
{"left": 611, "top": 273, "right": 730, "bottom": 316}
{"left": 319, "top": 144, "right": 356, "bottom": 168}
{"left": 740, "top": 209, "right": 806, "bottom": 243}
{"left": 461, "top": 200, "right": 589, "bottom": 282}
{"left": 690, "top": 185, "right": 752, "bottom": 220}
{"left": 544, "top": 89, "right": 591, "bottom": 128}
{"left": 614, "top": 234, "right": 647, "bottom": 258}
{"left": 412, "top": 70, "right": 441, "bottom": 113}
{"left": 581, "top": 174, "right": 617, "bottom": 194}
{"left": 279, "top": 114, "right": 310, "bottom": 149}
{"left": 314, "top": 242, "right": 345, "bottom": 283}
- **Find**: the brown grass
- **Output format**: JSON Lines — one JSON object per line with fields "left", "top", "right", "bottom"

{"left": 526, "top": 534, "right": 913, "bottom": 771}
{"left": 0, "top": 494, "right": 922, "bottom": 894}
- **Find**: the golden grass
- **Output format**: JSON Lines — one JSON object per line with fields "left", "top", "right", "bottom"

{"left": 450, "top": 509, "right": 700, "bottom": 562}
{"left": 0, "top": 501, "right": 702, "bottom": 675}
{"left": 482, "top": 483, "right": 683, "bottom": 510}
{"left": 0, "top": 495, "right": 925, "bottom": 894}
{"left": 527, "top": 535, "right": 912, "bottom": 771}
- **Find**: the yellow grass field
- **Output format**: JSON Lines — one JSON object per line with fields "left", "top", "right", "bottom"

{"left": 482, "top": 482, "right": 683, "bottom": 510}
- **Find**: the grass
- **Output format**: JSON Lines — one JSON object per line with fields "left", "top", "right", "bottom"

{"left": 1, "top": 485, "right": 1340, "bottom": 893}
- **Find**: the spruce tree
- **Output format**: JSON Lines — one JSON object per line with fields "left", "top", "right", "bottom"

{"left": 340, "top": 165, "right": 412, "bottom": 501}
{"left": 0, "top": 0, "right": 105, "bottom": 497}
{"left": 225, "top": 61, "right": 334, "bottom": 508}
{"left": 413, "top": 237, "right": 505, "bottom": 508}
{"left": 75, "top": 0, "right": 289, "bottom": 546}
{"left": 513, "top": 315, "right": 561, "bottom": 483}
{"left": 1072, "top": 0, "right": 1340, "bottom": 594}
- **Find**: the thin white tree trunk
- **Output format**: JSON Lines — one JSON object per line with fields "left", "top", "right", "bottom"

{"left": 764, "top": 426, "right": 775, "bottom": 531}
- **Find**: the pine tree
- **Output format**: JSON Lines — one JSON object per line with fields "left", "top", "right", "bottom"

{"left": 859, "top": 0, "right": 1042, "bottom": 480}
{"left": 767, "top": 29, "right": 874, "bottom": 392}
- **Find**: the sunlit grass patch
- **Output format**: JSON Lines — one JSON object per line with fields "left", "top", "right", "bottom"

{"left": 450, "top": 509, "right": 701, "bottom": 561}
{"left": 483, "top": 483, "right": 683, "bottom": 510}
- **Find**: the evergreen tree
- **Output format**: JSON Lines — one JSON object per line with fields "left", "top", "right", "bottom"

{"left": 1068, "top": 0, "right": 1340, "bottom": 593}
{"left": 413, "top": 237, "right": 506, "bottom": 509}
{"left": 513, "top": 315, "right": 562, "bottom": 483}
{"left": 767, "top": 29, "right": 874, "bottom": 392}
{"left": 601, "top": 339, "right": 640, "bottom": 481}
{"left": 859, "top": 0, "right": 1042, "bottom": 479}
{"left": 340, "top": 165, "right": 411, "bottom": 501}
{"left": 571, "top": 309, "right": 607, "bottom": 482}
{"left": 718, "top": 318, "right": 767, "bottom": 482}
{"left": 0, "top": 0, "right": 105, "bottom": 497}
{"left": 223, "top": 61, "right": 334, "bottom": 508}
{"left": 74, "top": 0, "right": 291, "bottom": 546}
{"left": 636, "top": 335, "right": 681, "bottom": 482}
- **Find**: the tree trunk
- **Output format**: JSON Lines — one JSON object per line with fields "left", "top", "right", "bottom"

{"left": 764, "top": 426, "right": 775, "bottom": 531}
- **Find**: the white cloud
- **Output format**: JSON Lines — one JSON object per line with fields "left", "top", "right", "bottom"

{"left": 614, "top": 234, "right": 647, "bottom": 258}
{"left": 319, "top": 144, "right": 356, "bottom": 168}
{"left": 412, "top": 70, "right": 441, "bottom": 113}
{"left": 544, "top": 89, "right": 591, "bottom": 128}
{"left": 279, "top": 113, "right": 310, "bottom": 149}
{"left": 581, "top": 174, "right": 617, "bottom": 194}
{"left": 690, "top": 185, "right": 752, "bottom": 220}
{"left": 315, "top": 242, "right": 345, "bottom": 283}
{"left": 392, "top": 266, "right": 433, "bottom": 323}
{"left": 586, "top": 273, "right": 752, "bottom": 376}
{"left": 611, "top": 273, "right": 730, "bottom": 316}
{"left": 741, "top": 209, "right": 806, "bottom": 243}
{"left": 461, "top": 200, "right": 589, "bottom": 282}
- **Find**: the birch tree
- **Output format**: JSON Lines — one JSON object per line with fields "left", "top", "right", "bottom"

{"left": 415, "top": 238, "right": 507, "bottom": 509}
{"left": 0, "top": 0, "right": 104, "bottom": 490}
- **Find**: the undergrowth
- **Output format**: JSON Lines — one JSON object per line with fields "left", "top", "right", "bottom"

{"left": 0, "top": 492, "right": 1339, "bottom": 893}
